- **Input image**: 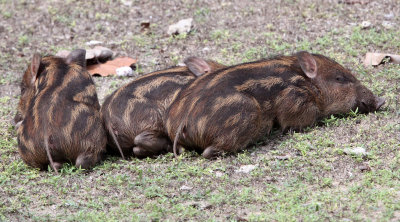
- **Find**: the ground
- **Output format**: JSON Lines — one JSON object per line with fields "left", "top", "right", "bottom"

{"left": 0, "top": 0, "right": 399, "bottom": 221}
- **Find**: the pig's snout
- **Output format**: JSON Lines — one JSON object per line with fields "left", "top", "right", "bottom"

{"left": 375, "top": 96, "right": 385, "bottom": 110}
{"left": 357, "top": 85, "right": 385, "bottom": 113}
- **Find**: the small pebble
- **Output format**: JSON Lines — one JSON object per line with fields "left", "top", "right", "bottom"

{"left": 382, "top": 21, "right": 393, "bottom": 29}
{"left": 275, "top": 155, "right": 290, "bottom": 160}
{"left": 85, "top": 40, "right": 103, "bottom": 46}
{"left": 215, "top": 171, "right": 224, "bottom": 178}
{"left": 235, "top": 165, "right": 257, "bottom": 174}
{"left": 179, "top": 185, "right": 193, "bottom": 191}
{"left": 343, "top": 147, "right": 368, "bottom": 156}
{"left": 361, "top": 21, "right": 371, "bottom": 29}
{"left": 359, "top": 164, "right": 371, "bottom": 172}
{"left": 116, "top": 66, "right": 134, "bottom": 77}
{"left": 167, "top": 18, "right": 193, "bottom": 35}
{"left": 202, "top": 47, "right": 211, "bottom": 53}
{"left": 383, "top": 13, "right": 394, "bottom": 20}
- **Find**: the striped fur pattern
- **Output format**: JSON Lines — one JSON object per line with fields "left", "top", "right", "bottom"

{"left": 15, "top": 49, "right": 106, "bottom": 171}
{"left": 167, "top": 51, "right": 385, "bottom": 158}
{"left": 101, "top": 57, "right": 225, "bottom": 158}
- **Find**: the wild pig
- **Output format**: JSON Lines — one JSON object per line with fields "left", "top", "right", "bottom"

{"left": 14, "top": 49, "right": 106, "bottom": 172}
{"left": 101, "top": 57, "right": 225, "bottom": 158}
{"left": 167, "top": 51, "right": 385, "bottom": 159}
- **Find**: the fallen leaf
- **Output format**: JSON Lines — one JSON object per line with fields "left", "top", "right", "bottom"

{"left": 140, "top": 21, "right": 150, "bottom": 32}
{"left": 364, "top": 53, "right": 400, "bottom": 67}
{"left": 359, "top": 163, "right": 371, "bottom": 172}
{"left": 87, "top": 57, "right": 137, "bottom": 76}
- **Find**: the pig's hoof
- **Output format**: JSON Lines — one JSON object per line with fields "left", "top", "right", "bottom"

{"left": 75, "top": 154, "right": 96, "bottom": 169}
{"left": 134, "top": 131, "right": 170, "bottom": 154}
{"left": 202, "top": 146, "right": 221, "bottom": 159}
{"left": 52, "top": 162, "right": 63, "bottom": 172}
{"left": 133, "top": 146, "right": 153, "bottom": 158}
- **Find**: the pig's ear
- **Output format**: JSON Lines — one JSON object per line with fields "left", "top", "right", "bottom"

{"left": 184, "top": 56, "right": 211, "bottom": 76}
{"left": 29, "top": 53, "right": 42, "bottom": 86}
{"left": 297, "top": 51, "right": 317, "bottom": 79}
{"left": 66, "top": 49, "right": 86, "bottom": 67}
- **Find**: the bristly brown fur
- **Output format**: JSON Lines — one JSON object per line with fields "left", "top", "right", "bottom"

{"left": 101, "top": 58, "right": 225, "bottom": 158}
{"left": 166, "top": 51, "right": 384, "bottom": 159}
{"left": 15, "top": 50, "right": 106, "bottom": 171}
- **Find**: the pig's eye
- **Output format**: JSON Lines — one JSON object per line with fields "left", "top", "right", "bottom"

{"left": 335, "top": 76, "right": 346, "bottom": 83}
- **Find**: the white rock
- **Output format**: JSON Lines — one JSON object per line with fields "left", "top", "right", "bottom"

{"left": 167, "top": 18, "right": 193, "bottom": 35}
{"left": 85, "top": 40, "right": 103, "bottom": 46}
{"left": 121, "top": 0, "right": 132, "bottom": 6}
{"left": 177, "top": 62, "right": 186, "bottom": 67}
{"left": 382, "top": 21, "right": 393, "bottom": 29}
{"left": 384, "top": 13, "right": 394, "bottom": 20}
{"left": 202, "top": 47, "right": 211, "bottom": 53}
{"left": 91, "top": 46, "right": 113, "bottom": 59}
{"left": 215, "top": 171, "right": 224, "bottom": 178}
{"left": 275, "top": 155, "right": 290, "bottom": 160}
{"left": 179, "top": 185, "right": 193, "bottom": 191}
{"left": 343, "top": 147, "right": 368, "bottom": 156}
{"left": 116, "top": 66, "right": 134, "bottom": 77}
{"left": 235, "top": 164, "right": 257, "bottom": 174}
{"left": 361, "top": 21, "right": 371, "bottom": 29}
{"left": 85, "top": 50, "right": 95, "bottom": 60}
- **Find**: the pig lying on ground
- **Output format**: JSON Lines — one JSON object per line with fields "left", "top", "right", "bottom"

{"left": 101, "top": 57, "right": 225, "bottom": 158}
{"left": 14, "top": 49, "right": 106, "bottom": 172}
{"left": 167, "top": 51, "right": 385, "bottom": 159}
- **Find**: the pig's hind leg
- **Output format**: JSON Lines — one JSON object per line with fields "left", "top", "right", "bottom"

{"left": 197, "top": 94, "right": 268, "bottom": 159}
{"left": 133, "top": 130, "right": 171, "bottom": 158}
{"left": 75, "top": 151, "right": 103, "bottom": 169}
{"left": 202, "top": 146, "right": 222, "bottom": 159}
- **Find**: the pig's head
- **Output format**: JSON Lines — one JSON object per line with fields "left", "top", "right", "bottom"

{"left": 14, "top": 49, "right": 87, "bottom": 129}
{"left": 296, "top": 51, "right": 385, "bottom": 116}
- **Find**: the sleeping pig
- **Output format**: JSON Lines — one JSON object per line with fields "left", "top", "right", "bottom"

{"left": 14, "top": 49, "right": 106, "bottom": 172}
{"left": 166, "top": 51, "right": 386, "bottom": 158}
{"left": 101, "top": 57, "right": 225, "bottom": 158}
